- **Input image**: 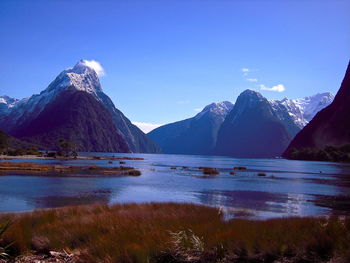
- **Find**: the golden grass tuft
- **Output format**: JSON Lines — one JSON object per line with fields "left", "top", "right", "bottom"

{"left": 0, "top": 203, "right": 349, "bottom": 262}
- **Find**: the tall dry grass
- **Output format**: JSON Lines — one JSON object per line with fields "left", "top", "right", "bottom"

{"left": 0, "top": 203, "right": 349, "bottom": 262}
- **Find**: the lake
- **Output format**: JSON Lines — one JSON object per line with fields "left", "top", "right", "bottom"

{"left": 1, "top": 153, "right": 350, "bottom": 219}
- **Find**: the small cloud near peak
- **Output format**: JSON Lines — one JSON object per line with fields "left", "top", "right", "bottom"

{"left": 259, "top": 84, "right": 285, "bottom": 92}
{"left": 82, "top": 60, "right": 105, "bottom": 77}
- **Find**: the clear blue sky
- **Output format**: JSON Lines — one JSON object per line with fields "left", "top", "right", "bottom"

{"left": 0, "top": 0, "right": 349, "bottom": 128}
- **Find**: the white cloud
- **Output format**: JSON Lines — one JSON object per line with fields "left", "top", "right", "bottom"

{"left": 176, "top": 100, "right": 190, "bottom": 104}
{"left": 246, "top": 78, "right": 258, "bottom": 82}
{"left": 241, "top": 68, "right": 249, "bottom": 76}
{"left": 259, "top": 84, "right": 285, "bottom": 92}
{"left": 132, "top": 121, "right": 163, "bottom": 133}
{"left": 82, "top": 60, "right": 105, "bottom": 77}
{"left": 194, "top": 107, "right": 203, "bottom": 112}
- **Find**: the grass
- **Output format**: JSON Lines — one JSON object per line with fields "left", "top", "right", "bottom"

{"left": 0, "top": 203, "right": 349, "bottom": 262}
{"left": 0, "top": 162, "right": 141, "bottom": 176}
{"left": 0, "top": 222, "right": 12, "bottom": 260}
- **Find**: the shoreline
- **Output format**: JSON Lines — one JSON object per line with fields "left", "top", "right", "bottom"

{"left": 0, "top": 154, "right": 145, "bottom": 161}
{"left": 0, "top": 161, "right": 142, "bottom": 176}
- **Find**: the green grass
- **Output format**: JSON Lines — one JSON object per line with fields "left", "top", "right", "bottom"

{"left": 0, "top": 203, "right": 349, "bottom": 262}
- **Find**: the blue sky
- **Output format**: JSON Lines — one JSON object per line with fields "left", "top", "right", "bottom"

{"left": 0, "top": 0, "right": 349, "bottom": 132}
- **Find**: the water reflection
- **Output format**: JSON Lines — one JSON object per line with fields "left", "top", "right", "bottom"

{"left": 1, "top": 153, "right": 350, "bottom": 219}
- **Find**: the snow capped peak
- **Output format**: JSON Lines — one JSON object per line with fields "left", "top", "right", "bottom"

{"left": 0, "top": 95, "right": 19, "bottom": 115}
{"left": 202, "top": 101, "right": 233, "bottom": 113}
{"left": 71, "top": 59, "right": 97, "bottom": 75}
{"left": 2, "top": 60, "right": 105, "bottom": 124}
{"left": 195, "top": 101, "right": 233, "bottom": 119}
{"left": 276, "top": 92, "right": 334, "bottom": 128}
{"left": 0, "top": 96, "right": 19, "bottom": 107}
{"left": 45, "top": 60, "right": 103, "bottom": 96}
{"left": 70, "top": 59, "right": 105, "bottom": 77}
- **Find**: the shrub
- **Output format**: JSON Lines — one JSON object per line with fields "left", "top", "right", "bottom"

{"left": 234, "top": 166, "right": 247, "bottom": 171}
{"left": 202, "top": 167, "right": 219, "bottom": 175}
{"left": 289, "top": 144, "right": 350, "bottom": 162}
{"left": 126, "top": 170, "right": 142, "bottom": 176}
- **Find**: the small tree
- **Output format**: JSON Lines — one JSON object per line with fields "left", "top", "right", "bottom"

{"left": 58, "top": 139, "right": 77, "bottom": 157}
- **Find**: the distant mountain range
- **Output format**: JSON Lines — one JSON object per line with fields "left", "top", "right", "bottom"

{"left": 148, "top": 101, "right": 233, "bottom": 155}
{"left": 284, "top": 62, "right": 350, "bottom": 161}
{"left": 0, "top": 60, "right": 160, "bottom": 153}
{"left": 0, "top": 59, "right": 337, "bottom": 157}
{"left": 149, "top": 90, "right": 334, "bottom": 157}
{"left": 278, "top": 92, "right": 334, "bottom": 128}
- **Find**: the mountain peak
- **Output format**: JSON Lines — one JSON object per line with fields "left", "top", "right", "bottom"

{"left": 195, "top": 101, "right": 233, "bottom": 120}
{"left": 235, "top": 89, "right": 266, "bottom": 109}
{"left": 0, "top": 96, "right": 19, "bottom": 106}
{"left": 240, "top": 89, "right": 264, "bottom": 97}
{"left": 46, "top": 60, "right": 102, "bottom": 95}
{"left": 202, "top": 101, "right": 233, "bottom": 112}
{"left": 71, "top": 60, "right": 98, "bottom": 75}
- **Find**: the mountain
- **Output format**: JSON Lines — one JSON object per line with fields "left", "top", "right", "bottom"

{"left": 0, "top": 129, "right": 43, "bottom": 151}
{"left": 0, "top": 96, "right": 19, "bottom": 125}
{"left": 278, "top": 92, "right": 334, "bottom": 128}
{"left": 0, "top": 60, "right": 159, "bottom": 153}
{"left": 283, "top": 62, "right": 350, "bottom": 159}
{"left": 148, "top": 101, "right": 233, "bottom": 154}
{"left": 149, "top": 89, "right": 332, "bottom": 157}
{"left": 215, "top": 90, "right": 300, "bottom": 158}
{"left": 0, "top": 96, "right": 19, "bottom": 115}
{"left": 12, "top": 90, "right": 130, "bottom": 152}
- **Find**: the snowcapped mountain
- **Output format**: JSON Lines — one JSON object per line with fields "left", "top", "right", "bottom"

{"left": 149, "top": 89, "right": 332, "bottom": 157}
{"left": 275, "top": 92, "right": 334, "bottom": 128}
{"left": 194, "top": 101, "right": 233, "bottom": 121}
{"left": 148, "top": 101, "right": 234, "bottom": 154}
{"left": 215, "top": 89, "right": 298, "bottom": 158}
{"left": 0, "top": 96, "right": 19, "bottom": 114}
{"left": 0, "top": 60, "right": 160, "bottom": 153}
{"left": 1, "top": 60, "right": 103, "bottom": 125}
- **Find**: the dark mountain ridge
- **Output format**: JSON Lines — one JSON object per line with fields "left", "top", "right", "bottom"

{"left": 283, "top": 61, "right": 350, "bottom": 160}
{"left": 13, "top": 90, "right": 130, "bottom": 152}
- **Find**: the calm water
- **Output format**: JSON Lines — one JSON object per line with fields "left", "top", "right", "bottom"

{"left": 1, "top": 153, "right": 350, "bottom": 219}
